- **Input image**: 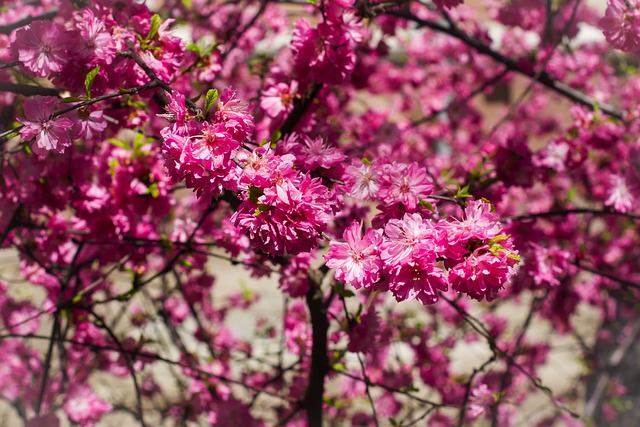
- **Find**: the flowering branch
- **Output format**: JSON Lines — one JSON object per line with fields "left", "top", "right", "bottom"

{"left": 504, "top": 208, "right": 640, "bottom": 222}
{"left": 387, "top": 8, "right": 625, "bottom": 120}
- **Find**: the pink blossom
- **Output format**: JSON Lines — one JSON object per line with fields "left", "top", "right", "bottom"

{"left": 279, "top": 251, "right": 312, "bottom": 297}
{"left": 63, "top": 384, "right": 112, "bottom": 427}
{"left": 434, "top": 0, "right": 464, "bottom": 9}
{"left": 528, "top": 243, "right": 572, "bottom": 287}
{"left": 325, "top": 221, "right": 383, "bottom": 289}
{"left": 467, "top": 383, "right": 494, "bottom": 419}
{"left": 72, "top": 8, "right": 117, "bottom": 65}
{"left": 605, "top": 174, "right": 634, "bottom": 213}
{"left": 449, "top": 247, "right": 519, "bottom": 301}
{"left": 12, "top": 20, "right": 69, "bottom": 77}
{"left": 1, "top": 300, "right": 40, "bottom": 335}
{"left": 159, "top": 91, "right": 189, "bottom": 131}
{"left": 388, "top": 257, "right": 448, "bottom": 305}
{"left": 446, "top": 200, "right": 503, "bottom": 255}
{"left": 378, "top": 162, "right": 434, "bottom": 210}
{"left": 534, "top": 140, "right": 570, "bottom": 172}
{"left": 291, "top": 19, "right": 356, "bottom": 85}
{"left": 380, "top": 213, "right": 442, "bottom": 267}
{"left": 600, "top": 0, "right": 640, "bottom": 52}
{"left": 344, "top": 161, "right": 380, "bottom": 200}
{"left": 233, "top": 174, "right": 333, "bottom": 255}
{"left": 18, "top": 96, "right": 74, "bottom": 156}
{"left": 347, "top": 309, "right": 381, "bottom": 353}
{"left": 278, "top": 134, "right": 347, "bottom": 172}
{"left": 212, "top": 88, "right": 255, "bottom": 142}
{"left": 260, "top": 81, "right": 298, "bottom": 119}
{"left": 73, "top": 108, "right": 107, "bottom": 140}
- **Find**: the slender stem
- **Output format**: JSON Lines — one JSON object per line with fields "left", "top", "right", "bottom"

{"left": 504, "top": 208, "right": 640, "bottom": 222}
{"left": 0, "top": 9, "right": 58, "bottom": 34}
{"left": 386, "top": 9, "right": 624, "bottom": 120}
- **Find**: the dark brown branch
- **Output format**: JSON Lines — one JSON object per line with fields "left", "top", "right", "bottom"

{"left": 0, "top": 82, "right": 59, "bottom": 97}
{"left": 0, "top": 10, "right": 58, "bottom": 35}
{"left": 573, "top": 261, "right": 640, "bottom": 290}
{"left": 387, "top": 9, "right": 625, "bottom": 121}
{"left": 303, "top": 272, "right": 330, "bottom": 427}
{"left": 504, "top": 208, "right": 640, "bottom": 222}
{"left": 87, "top": 308, "right": 147, "bottom": 427}
{"left": 411, "top": 67, "right": 510, "bottom": 127}
{"left": 280, "top": 82, "right": 323, "bottom": 137}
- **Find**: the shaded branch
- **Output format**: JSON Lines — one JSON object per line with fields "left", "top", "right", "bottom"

{"left": 303, "top": 272, "right": 330, "bottom": 427}
{"left": 386, "top": 9, "right": 624, "bottom": 120}
{"left": 0, "top": 82, "right": 60, "bottom": 97}
{"left": 504, "top": 208, "right": 640, "bottom": 222}
{"left": 0, "top": 10, "right": 58, "bottom": 35}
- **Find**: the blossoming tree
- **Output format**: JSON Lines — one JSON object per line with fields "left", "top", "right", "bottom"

{"left": 0, "top": 0, "right": 639, "bottom": 425}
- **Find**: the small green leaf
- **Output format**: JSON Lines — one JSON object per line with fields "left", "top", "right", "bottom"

{"left": 204, "top": 88, "right": 219, "bottom": 114}
{"left": 332, "top": 283, "right": 355, "bottom": 298}
{"left": 508, "top": 252, "right": 522, "bottom": 262}
{"left": 247, "top": 186, "right": 264, "bottom": 203}
{"left": 419, "top": 199, "right": 435, "bottom": 212}
{"left": 160, "top": 233, "right": 173, "bottom": 249}
{"left": 146, "top": 14, "right": 162, "bottom": 42}
{"left": 455, "top": 185, "right": 472, "bottom": 199}
{"left": 179, "top": 259, "right": 193, "bottom": 269}
{"left": 488, "top": 234, "right": 509, "bottom": 245}
{"left": 145, "top": 182, "right": 159, "bottom": 198}
{"left": 186, "top": 42, "right": 200, "bottom": 53}
{"left": 107, "top": 138, "right": 129, "bottom": 149}
{"left": 254, "top": 204, "right": 273, "bottom": 216}
{"left": 72, "top": 294, "right": 83, "bottom": 304}
{"left": 306, "top": 0, "right": 318, "bottom": 4}
{"left": 182, "top": 0, "right": 192, "bottom": 7}
{"left": 270, "top": 129, "right": 282, "bottom": 147}
{"left": 84, "top": 65, "right": 100, "bottom": 99}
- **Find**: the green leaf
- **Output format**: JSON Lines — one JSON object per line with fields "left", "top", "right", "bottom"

{"left": 186, "top": 42, "right": 200, "bottom": 53}
{"left": 145, "top": 182, "right": 159, "bottom": 198}
{"left": 179, "top": 258, "right": 193, "bottom": 269}
{"left": 254, "top": 204, "right": 274, "bottom": 216}
{"left": 332, "top": 283, "right": 355, "bottom": 298}
{"left": 247, "top": 186, "right": 264, "bottom": 203}
{"left": 107, "top": 138, "right": 129, "bottom": 149}
{"left": 160, "top": 233, "right": 173, "bottom": 249}
{"left": 182, "top": 0, "right": 192, "bottom": 7}
{"left": 419, "top": 199, "right": 435, "bottom": 212}
{"left": 145, "top": 14, "right": 162, "bottom": 42}
{"left": 455, "top": 185, "right": 472, "bottom": 199}
{"left": 270, "top": 129, "right": 282, "bottom": 147}
{"left": 306, "top": 0, "right": 318, "bottom": 4}
{"left": 84, "top": 65, "right": 101, "bottom": 99}
{"left": 204, "top": 88, "right": 219, "bottom": 114}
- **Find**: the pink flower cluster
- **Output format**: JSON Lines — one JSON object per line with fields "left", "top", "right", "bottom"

{"left": 326, "top": 201, "right": 520, "bottom": 304}
{"left": 291, "top": 4, "right": 362, "bottom": 85}
{"left": 160, "top": 89, "right": 253, "bottom": 198}
{"left": 600, "top": 0, "right": 640, "bottom": 52}
{"left": 231, "top": 147, "right": 335, "bottom": 256}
